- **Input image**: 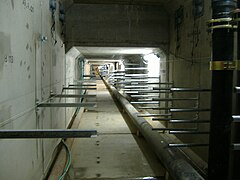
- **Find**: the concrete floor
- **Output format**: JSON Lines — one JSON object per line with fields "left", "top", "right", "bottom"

{"left": 51, "top": 80, "right": 165, "bottom": 180}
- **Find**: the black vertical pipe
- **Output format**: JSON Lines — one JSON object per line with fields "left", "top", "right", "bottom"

{"left": 208, "top": 0, "right": 236, "bottom": 179}
{"left": 232, "top": 1, "right": 240, "bottom": 179}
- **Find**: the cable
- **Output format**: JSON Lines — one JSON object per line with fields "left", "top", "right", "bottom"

{"left": 58, "top": 140, "right": 72, "bottom": 180}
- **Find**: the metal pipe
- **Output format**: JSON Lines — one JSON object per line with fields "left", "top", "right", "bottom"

{"left": 0, "top": 129, "right": 97, "bottom": 139}
{"left": 208, "top": 1, "right": 236, "bottom": 179}
{"left": 103, "top": 79, "right": 205, "bottom": 180}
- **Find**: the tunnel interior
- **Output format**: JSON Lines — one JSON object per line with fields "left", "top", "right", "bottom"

{"left": 0, "top": 0, "right": 240, "bottom": 180}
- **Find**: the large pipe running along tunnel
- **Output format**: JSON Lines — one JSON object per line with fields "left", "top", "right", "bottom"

{"left": 0, "top": 0, "right": 240, "bottom": 180}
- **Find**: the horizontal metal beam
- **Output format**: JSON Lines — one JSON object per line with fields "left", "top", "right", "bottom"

{"left": 37, "top": 102, "right": 96, "bottom": 108}
{"left": 130, "top": 95, "right": 159, "bottom": 98}
{"left": 51, "top": 94, "right": 96, "bottom": 98}
{"left": 152, "top": 98, "right": 198, "bottom": 101}
{"left": 69, "top": 84, "right": 96, "bottom": 87}
{"left": 131, "top": 101, "right": 159, "bottom": 104}
{"left": 152, "top": 118, "right": 210, "bottom": 124}
{"left": 153, "top": 128, "right": 198, "bottom": 131}
{"left": 137, "top": 114, "right": 171, "bottom": 117}
{"left": 125, "top": 86, "right": 150, "bottom": 88}
{"left": 235, "top": 86, "right": 240, "bottom": 93}
{"left": 138, "top": 107, "right": 211, "bottom": 112}
{"left": 232, "top": 115, "right": 240, "bottom": 122}
{"left": 0, "top": 129, "right": 97, "bottom": 139}
{"left": 125, "top": 91, "right": 170, "bottom": 94}
{"left": 233, "top": 144, "right": 240, "bottom": 150}
{"left": 63, "top": 87, "right": 97, "bottom": 90}
{"left": 168, "top": 143, "right": 209, "bottom": 148}
{"left": 169, "top": 131, "right": 209, "bottom": 134}
{"left": 153, "top": 87, "right": 211, "bottom": 92}
{"left": 169, "top": 120, "right": 210, "bottom": 124}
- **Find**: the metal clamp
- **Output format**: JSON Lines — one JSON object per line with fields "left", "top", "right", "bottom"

{"left": 207, "top": 18, "right": 237, "bottom": 32}
{"left": 210, "top": 61, "right": 236, "bottom": 70}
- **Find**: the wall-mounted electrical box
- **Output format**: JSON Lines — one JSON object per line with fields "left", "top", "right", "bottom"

{"left": 49, "top": 0, "right": 57, "bottom": 12}
{"left": 193, "top": 0, "right": 204, "bottom": 19}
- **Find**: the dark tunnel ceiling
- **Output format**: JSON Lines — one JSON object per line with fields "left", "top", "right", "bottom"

{"left": 73, "top": 0, "right": 172, "bottom": 5}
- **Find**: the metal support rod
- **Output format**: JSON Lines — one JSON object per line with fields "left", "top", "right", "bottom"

{"left": 69, "top": 84, "right": 96, "bottom": 87}
{"left": 0, "top": 129, "right": 97, "bottom": 139}
{"left": 130, "top": 95, "right": 159, "bottom": 98}
{"left": 124, "top": 86, "right": 150, "bottom": 88}
{"left": 152, "top": 98, "right": 198, "bottom": 101}
{"left": 152, "top": 118, "right": 209, "bottom": 123}
{"left": 208, "top": 1, "right": 236, "bottom": 179}
{"left": 131, "top": 102, "right": 159, "bottom": 104}
{"left": 51, "top": 94, "right": 96, "bottom": 98}
{"left": 63, "top": 87, "right": 97, "bottom": 90}
{"left": 103, "top": 79, "right": 205, "bottom": 179}
{"left": 153, "top": 128, "right": 198, "bottom": 131}
{"left": 37, "top": 102, "right": 96, "bottom": 108}
{"left": 137, "top": 114, "right": 171, "bottom": 117}
{"left": 169, "top": 120, "right": 210, "bottom": 124}
{"left": 168, "top": 144, "right": 209, "bottom": 148}
{"left": 232, "top": 115, "right": 240, "bottom": 122}
{"left": 138, "top": 107, "right": 210, "bottom": 112}
{"left": 233, "top": 144, "right": 240, "bottom": 150}
{"left": 153, "top": 87, "right": 211, "bottom": 92}
{"left": 125, "top": 91, "right": 170, "bottom": 94}
{"left": 169, "top": 131, "right": 210, "bottom": 134}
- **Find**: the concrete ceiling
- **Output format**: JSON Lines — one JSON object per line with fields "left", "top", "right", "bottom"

{"left": 77, "top": 47, "right": 160, "bottom": 62}
{"left": 73, "top": 0, "right": 172, "bottom": 5}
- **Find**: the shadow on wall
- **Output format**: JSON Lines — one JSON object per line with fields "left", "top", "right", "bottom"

{"left": 0, "top": 32, "right": 11, "bottom": 77}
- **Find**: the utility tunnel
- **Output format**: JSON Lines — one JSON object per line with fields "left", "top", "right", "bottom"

{"left": 1, "top": 0, "right": 240, "bottom": 180}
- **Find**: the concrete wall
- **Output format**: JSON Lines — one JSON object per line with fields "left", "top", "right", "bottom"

{"left": 0, "top": 1, "right": 80, "bottom": 179}
{"left": 65, "top": 4, "right": 169, "bottom": 51}
{"left": 167, "top": 0, "right": 211, "bottom": 161}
